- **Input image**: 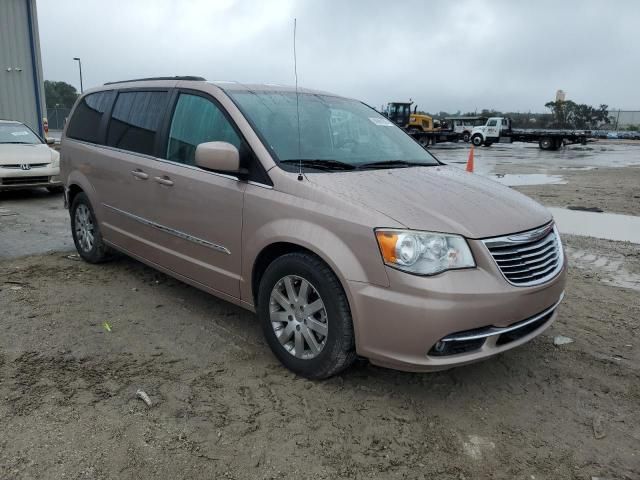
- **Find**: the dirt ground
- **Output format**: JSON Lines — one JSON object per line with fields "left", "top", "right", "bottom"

{"left": 513, "top": 166, "right": 640, "bottom": 216}
{"left": 1, "top": 235, "right": 639, "bottom": 479}
{"left": 1, "top": 141, "right": 639, "bottom": 479}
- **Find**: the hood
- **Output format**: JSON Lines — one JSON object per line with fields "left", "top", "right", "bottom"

{"left": 0, "top": 143, "right": 55, "bottom": 166}
{"left": 306, "top": 165, "right": 552, "bottom": 239}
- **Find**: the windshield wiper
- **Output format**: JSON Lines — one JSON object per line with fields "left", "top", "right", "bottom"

{"left": 281, "top": 159, "right": 356, "bottom": 171}
{"left": 358, "top": 160, "right": 436, "bottom": 169}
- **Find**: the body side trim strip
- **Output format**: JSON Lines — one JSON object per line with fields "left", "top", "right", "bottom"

{"left": 102, "top": 203, "right": 231, "bottom": 255}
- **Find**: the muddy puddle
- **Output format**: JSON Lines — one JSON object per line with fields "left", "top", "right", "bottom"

{"left": 436, "top": 141, "right": 640, "bottom": 171}
{"left": 491, "top": 173, "right": 567, "bottom": 186}
{"left": 549, "top": 207, "right": 640, "bottom": 244}
{"left": 565, "top": 245, "right": 640, "bottom": 292}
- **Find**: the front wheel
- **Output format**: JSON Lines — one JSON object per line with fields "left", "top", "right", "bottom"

{"left": 471, "top": 134, "right": 483, "bottom": 146}
{"left": 257, "top": 252, "right": 356, "bottom": 379}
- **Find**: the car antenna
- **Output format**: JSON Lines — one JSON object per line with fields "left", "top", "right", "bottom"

{"left": 293, "top": 18, "right": 303, "bottom": 181}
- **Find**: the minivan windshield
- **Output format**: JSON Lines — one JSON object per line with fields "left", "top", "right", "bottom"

{"left": 228, "top": 91, "right": 439, "bottom": 170}
{"left": 0, "top": 123, "right": 41, "bottom": 145}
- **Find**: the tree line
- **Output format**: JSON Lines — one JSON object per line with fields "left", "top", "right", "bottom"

{"left": 44, "top": 80, "right": 79, "bottom": 109}
{"left": 427, "top": 101, "right": 616, "bottom": 130}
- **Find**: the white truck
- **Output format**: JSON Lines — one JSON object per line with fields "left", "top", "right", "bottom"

{"left": 470, "top": 117, "right": 591, "bottom": 150}
{"left": 445, "top": 116, "right": 487, "bottom": 142}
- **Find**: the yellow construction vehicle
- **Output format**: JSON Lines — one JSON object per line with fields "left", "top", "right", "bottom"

{"left": 407, "top": 113, "right": 440, "bottom": 133}
{"left": 385, "top": 102, "right": 458, "bottom": 146}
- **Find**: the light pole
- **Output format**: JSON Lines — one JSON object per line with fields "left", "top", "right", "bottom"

{"left": 73, "top": 57, "right": 84, "bottom": 93}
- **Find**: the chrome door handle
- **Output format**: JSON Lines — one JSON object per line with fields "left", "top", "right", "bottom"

{"left": 131, "top": 169, "right": 148, "bottom": 180}
{"left": 154, "top": 176, "right": 174, "bottom": 186}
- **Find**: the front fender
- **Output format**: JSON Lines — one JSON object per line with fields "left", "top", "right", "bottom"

{"left": 242, "top": 218, "right": 387, "bottom": 299}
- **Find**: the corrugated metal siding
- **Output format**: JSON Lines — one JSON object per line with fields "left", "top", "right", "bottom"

{"left": 0, "top": 0, "right": 45, "bottom": 136}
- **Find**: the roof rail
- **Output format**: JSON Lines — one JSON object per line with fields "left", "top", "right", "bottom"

{"left": 104, "top": 76, "right": 206, "bottom": 85}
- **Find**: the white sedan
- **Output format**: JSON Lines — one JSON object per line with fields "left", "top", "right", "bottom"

{"left": 0, "top": 119, "right": 62, "bottom": 192}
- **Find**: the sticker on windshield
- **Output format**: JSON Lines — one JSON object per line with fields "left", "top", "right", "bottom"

{"left": 11, "top": 131, "right": 30, "bottom": 136}
{"left": 369, "top": 117, "right": 394, "bottom": 126}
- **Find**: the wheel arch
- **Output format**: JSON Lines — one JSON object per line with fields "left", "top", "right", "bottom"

{"left": 250, "top": 240, "right": 358, "bottom": 311}
{"left": 67, "top": 183, "right": 84, "bottom": 208}
{"left": 66, "top": 171, "right": 98, "bottom": 211}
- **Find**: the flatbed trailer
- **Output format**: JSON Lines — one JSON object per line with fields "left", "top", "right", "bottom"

{"left": 470, "top": 117, "right": 592, "bottom": 150}
{"left": 510, "top": 129, "right": 590, "bottom": 150}
{"left": 408, "top": 129, "right": 460, "bottom": 147}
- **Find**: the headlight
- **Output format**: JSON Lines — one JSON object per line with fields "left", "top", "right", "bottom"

{"left": 375, "top": 229, "right": 475, "bottom": 275}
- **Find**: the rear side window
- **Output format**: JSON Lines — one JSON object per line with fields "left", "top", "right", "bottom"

{"left": 166, "top": 93, "right": 241, "bottom": 165}
{"left": 66, "top": 91, "right": 114, "bottom": 143}
{"left": 106, "top": 91, "right": 169, "bottom": 156}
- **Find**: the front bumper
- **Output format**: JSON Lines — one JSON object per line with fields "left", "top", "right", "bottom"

{"left": 0, "top": 165, "right": 61, "bottom": 190}
{"left": 348, "top": 250, "right": 567, "bottom": 372}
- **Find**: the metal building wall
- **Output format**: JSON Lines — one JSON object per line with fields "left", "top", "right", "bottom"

{"left": 0, "top": 0, "right": 46, "bottom": 136}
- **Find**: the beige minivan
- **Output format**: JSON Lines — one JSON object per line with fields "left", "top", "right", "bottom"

{"left": 60, "top": 77, "right": 566, "bottom": 378}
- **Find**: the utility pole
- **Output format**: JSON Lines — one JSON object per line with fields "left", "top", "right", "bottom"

{"left": 73, "top": 57, "right": 84, "bottom": 93}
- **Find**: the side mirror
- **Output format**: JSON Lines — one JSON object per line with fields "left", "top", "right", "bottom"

{"left": 195, "top": 141, "right": 242, "bottom": 174}
{"left": 46, "top": 137, "right": 55, "bottom": 145}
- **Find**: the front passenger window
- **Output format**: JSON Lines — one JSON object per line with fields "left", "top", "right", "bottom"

{"left": 167, "top": 94, "right": 241, "bottom": 165}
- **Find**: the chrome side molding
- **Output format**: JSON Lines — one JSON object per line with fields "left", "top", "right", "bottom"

{"left": 102, "top": 203, "right": 231, "bottom": 255}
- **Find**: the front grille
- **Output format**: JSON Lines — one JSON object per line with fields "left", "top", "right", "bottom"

{"left": 483, "top": 223, "right": 563, "bottom": 286}
{"left": 1, "top": 163, "right": 49, "bottom": 169}
{"left": 428, "top": 294, "right": 563, "bottom": 357}
{"left": 1, "top": 176, "right": 49, "bottom": 185}
{"left": 495, "top": 309, "right": 554, "bottom": 345}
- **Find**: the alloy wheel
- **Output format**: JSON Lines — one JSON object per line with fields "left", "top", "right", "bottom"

{"left": 269, "top": 275, "right": 328, "bottom": 359}
{"left": 74, "top": 204, "right": 95, "bottom": 252}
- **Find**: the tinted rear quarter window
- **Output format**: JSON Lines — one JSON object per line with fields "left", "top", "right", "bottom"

{"left": 107, "top": 91, "right": 169, "bottom": 156}
{"left": 66, "top": 91, "right": 114, "bottom": 143}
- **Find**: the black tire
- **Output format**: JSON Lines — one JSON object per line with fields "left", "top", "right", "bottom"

{"left": 471, "top": 134, "right": 483, "bottom": 146}
{"left": 418, "top": 136, "right": 429, "bottom": 148}
{"left": 463, "top": 132, "right": 471, "bottom": 142}
{"left": 47, "top": 186, "right": 64, "bottom": 194}
{"left": 257, "top": 252, "right": 356, "bottom": 379}
{"left": 70, "top": 192, "right": 113, "bottom": 263}
{"left": 539, "top": 137, "right": 553, "bottom": 150}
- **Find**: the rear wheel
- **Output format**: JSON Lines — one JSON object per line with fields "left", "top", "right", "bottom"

{"left": 70, "top": 192, "right": 112, "bottom": 263}
{"left": 463, "top": 132, "right": 471, "bottom": 142}
{"left": 539, "top": 137, "right": 553, "bottom": 150}
{"left": 257, "top": 252, "right": 356, "bottom": 379}
{"left": 418, "top": 136, "right": 429, "bottom": 148}
{"left": 471, "top": 134, "right": 483, "bottom": 146}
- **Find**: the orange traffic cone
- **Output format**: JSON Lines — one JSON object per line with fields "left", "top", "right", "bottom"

{"left": 465, "top": 145, "right": 474, "bottom": 173}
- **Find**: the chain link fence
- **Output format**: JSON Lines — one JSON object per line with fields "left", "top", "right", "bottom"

{"left": 46, "top": 107, "right": 71, "bottom": 130}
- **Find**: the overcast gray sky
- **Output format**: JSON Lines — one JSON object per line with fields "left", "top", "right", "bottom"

{"left": 37, "top": 0, "right": 639, "bottom": 113}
